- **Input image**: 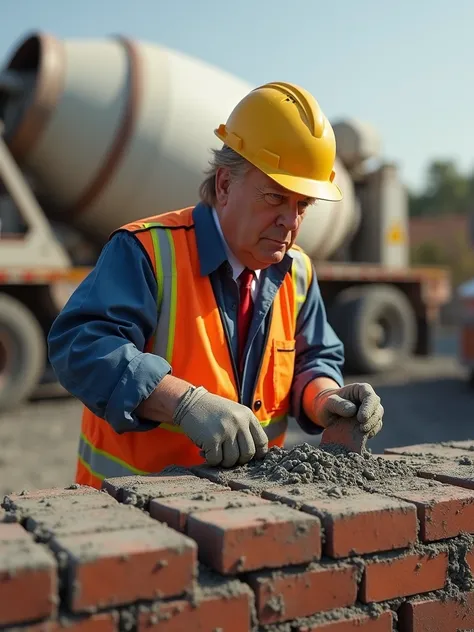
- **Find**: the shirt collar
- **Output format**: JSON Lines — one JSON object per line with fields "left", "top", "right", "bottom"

{"left": 211, "top": 207, "right": 261, "bottom": 282}
{"left": 192, "top": 202, "right": 292, "bottom": 278}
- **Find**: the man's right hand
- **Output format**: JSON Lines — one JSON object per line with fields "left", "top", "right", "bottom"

{"left": 172, "top": 386, "right": 269, "bottom": 468}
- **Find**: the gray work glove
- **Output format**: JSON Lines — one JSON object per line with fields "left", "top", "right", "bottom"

{"left": 172, "top": 386, "right": 269, "bottom": 467}
{"left": 313, "top": 382, "right": 384, "bottom": 439}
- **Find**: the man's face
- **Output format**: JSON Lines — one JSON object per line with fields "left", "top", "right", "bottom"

{"left": 215, "top": 166, "right": 315, "bottom": 270}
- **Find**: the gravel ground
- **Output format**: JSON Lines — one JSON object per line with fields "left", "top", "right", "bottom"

{"left": 1, "top": 328, "right": 473, "bottom": 497}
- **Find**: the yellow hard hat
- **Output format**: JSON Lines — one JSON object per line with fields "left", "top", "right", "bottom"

{"left": 215, "top": 81, "right": 342, "bottom": 202}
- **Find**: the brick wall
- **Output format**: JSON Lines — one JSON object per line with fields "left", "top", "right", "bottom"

{"left": 2, "top": 441, "right": 474, "bottom": 630}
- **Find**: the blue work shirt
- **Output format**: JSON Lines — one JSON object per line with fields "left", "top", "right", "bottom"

{"left": 47, "top": 203, "right": 345, "bottom": 436}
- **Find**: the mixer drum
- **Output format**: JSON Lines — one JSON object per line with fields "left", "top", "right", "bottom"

{"left": 0, "top": 32, "right": 357, "bottom": 257}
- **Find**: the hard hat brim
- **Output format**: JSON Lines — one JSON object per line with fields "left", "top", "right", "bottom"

{"left": 264, "top": 169, "right": 343, "bottom": 203}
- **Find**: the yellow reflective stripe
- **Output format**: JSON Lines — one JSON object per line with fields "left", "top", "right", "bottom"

{"left": 77, "top": 454, "right": 105, "bottom": 483}
{"left": 150, "top": 228, "right": 163, "bottom": 312}
{"left": 289, "top": 248, "right": 312, "bottom": 319}
{"left": 157, "top": 422, "right": 185, "bottom": 434}
{"left": 291, "top": 258, "right": 299, "bottom": 316}
{"left": 165, "top": 230, "right": 177, "bottom": 363}
{"left": 259, "top": 413, "right": 287, "bottom": 428}
{"left": 144, "top": 226, "right": 178, "bottom": 364}
{"left": 79, "top": 432, "right": 149, "bottom": 479}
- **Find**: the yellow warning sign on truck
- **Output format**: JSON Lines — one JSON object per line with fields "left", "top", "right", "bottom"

{"left": 387, "top": 221, "right": 406, "bottom": 244}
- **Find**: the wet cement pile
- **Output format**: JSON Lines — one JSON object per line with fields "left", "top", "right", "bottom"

{"left": 193, "top": 443, "right": 419, "bottom": 496}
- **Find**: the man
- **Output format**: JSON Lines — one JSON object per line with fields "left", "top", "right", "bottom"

{"left": 48, "top": 81, "right": 384, "bottom": 490}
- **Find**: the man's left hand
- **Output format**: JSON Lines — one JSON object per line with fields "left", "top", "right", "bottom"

{"left": 312, "top": 382, "right": 384, "bottom": 438}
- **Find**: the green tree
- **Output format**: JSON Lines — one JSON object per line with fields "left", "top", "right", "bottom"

{"left": 409, "top": 160, "right": 471, "bottom": 217}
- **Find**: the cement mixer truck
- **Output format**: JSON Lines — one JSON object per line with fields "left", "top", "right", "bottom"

{"left": 0, "top": 31, "right": 451, "bottom": 411}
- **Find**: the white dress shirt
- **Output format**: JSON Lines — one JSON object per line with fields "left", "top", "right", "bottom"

{"left": 212, "top": 208, "right": 261, "bottom": 300}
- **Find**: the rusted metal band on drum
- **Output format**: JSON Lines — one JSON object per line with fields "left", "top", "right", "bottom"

{"left": 68, "top": 37, "right": 141, "bottom": 217}
{"left": 5, "top": 32, "right": 67, "bottom": 163}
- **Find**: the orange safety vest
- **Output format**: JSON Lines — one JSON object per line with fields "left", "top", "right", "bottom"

{"left": 76, "top": 206, "right": 313, "bottom": 488}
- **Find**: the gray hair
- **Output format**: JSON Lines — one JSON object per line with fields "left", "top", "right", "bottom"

{"left": 198, "top": 145, "right": 252, "bottom": 207}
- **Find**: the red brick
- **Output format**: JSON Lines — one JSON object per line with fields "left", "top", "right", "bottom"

{"left": 299, "top": 493, "right": 418, "bottom": 557}
{"left": 398, "top": 592, "right": 474, "bottom": 631}
{"left": 385, "top": 443, "right": 472, "bottom": 458}
{"left": 137, "top": 576, "right": 253, "bottom": 631}
{"left": 4, "top": 486, "right": 97, "bottom": 503}
{"left": 296, "top": 610, "right": 393, "bottom": 631}
{"left": 149, "top": 490, "right": 270, "bottom": 532}
{"left": 0, "top": 535, "right": 57, "bottom": 626}
{"left": 50, "top": 524, "right": 197, "bottom": 612}
{"left": 102, "top": 474, "right": 226, "bottom": 507}
{"left": 3, "top": 490, "right": 117, "bottom": 518}
{"left": 186, "top": 504, "right": 321, "bottom": 574}
{"left": 102, "top": 474, "right": 195, "bottom": 498}
{"left": 22, "top": 612, "right": 119, "bottom": 631}
{"left": 360, "top": 549, "right": 448, "bottom": 602}
{"left": 416, "top": 461, "right": 474, "bottom": 491}
{"left": 26, "top": 504, "right": 156, "bottom": 541}
{"left": 247, "top": 562, "right": 359, "bottom": 624}
{"left": 389, "top": 484, "right": 474, "bottom": 541}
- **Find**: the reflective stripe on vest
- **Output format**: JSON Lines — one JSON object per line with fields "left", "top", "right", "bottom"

{"left": 78, "top": 432, "right": 148, "bottom": 481}
{"left": 148, "top": 224, "right": 177, "bottom": 362}
{"left": 290, "top": 247, "right": 313, "bottom": 317}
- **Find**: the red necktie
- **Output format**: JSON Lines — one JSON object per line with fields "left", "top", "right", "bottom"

{"left": 237, "top": 268, "right": 255, "bottom": 372}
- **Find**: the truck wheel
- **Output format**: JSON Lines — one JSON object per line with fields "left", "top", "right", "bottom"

{"left": 0, "top": 293, "right": 46, "bottom": 411}
{"left": 329, "top": 284, "right": 417, "bottom": 374}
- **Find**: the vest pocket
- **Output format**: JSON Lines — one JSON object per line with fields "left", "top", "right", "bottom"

{"left": 271, "top": 339, "right": 297, "bottom": 411}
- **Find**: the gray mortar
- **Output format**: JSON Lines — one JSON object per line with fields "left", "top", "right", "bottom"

{"left": 193, "top": 443, "right": 420, "bottom": 498}
{"left": 443, "top": 533, "right": 474, "bottom": 599}
{"left": 119, "top": 606, "right": 137, "bottom": 632}
{"left": 160, "top": 465, "right": 202, "bottom": 477}
{"left": 104, "top": 474, "right": 228, "bottom": 509}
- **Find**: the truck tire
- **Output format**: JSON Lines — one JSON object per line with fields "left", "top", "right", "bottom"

{"left": 0, "top": 293, "right": 46, "bottom": 411}
{"left": 328, "top": 284, "right": 417, "bottom": 375}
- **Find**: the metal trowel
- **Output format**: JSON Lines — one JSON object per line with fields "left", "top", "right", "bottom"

{"left": 319, "top": 417, "right": 368, "bottom": 455}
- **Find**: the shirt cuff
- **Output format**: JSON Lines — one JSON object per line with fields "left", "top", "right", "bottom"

{"left": 104, "top": 352, "right": 171, "bottom": 434}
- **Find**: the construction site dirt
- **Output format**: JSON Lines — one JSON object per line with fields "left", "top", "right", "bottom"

{"left": 1, "top": 326, "right": 472, "bottom": 498}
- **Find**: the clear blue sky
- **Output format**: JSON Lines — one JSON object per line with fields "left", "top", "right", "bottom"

{"left": 1, "top": 0, "right": 473, "bottom": 193}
